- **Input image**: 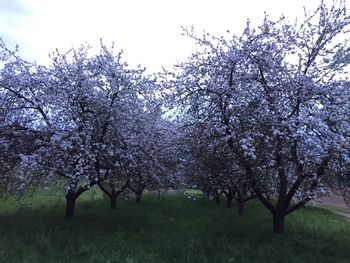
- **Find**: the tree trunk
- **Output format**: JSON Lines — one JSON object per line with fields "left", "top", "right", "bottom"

{"left": 129, "top": 185, "right": 144, "bottom": 204}
{"left": 65, "top": 191, "right": 77, "bottom": 219}
{"left": 110, "top": 187, "right": 117, "bottom": 210}
{"left": 238, "top": 199, "right": 244, "bottom": 215}
{"left": 136, "top": 193, "right": 142, "bottom": 204}
{"left": 273, "top": 212, "right": 285, "bottom": 234}
{"left": 226, "top": 195, "right": 233, "bottom": 208}
{"left": 237, "top": 191, "right": 244, "bottom": 215}
{"left": 215, "top": 194, "right": 220, "bottom": 205}
{"left": 110, "top": 194, "right": 117, "bottom": 210}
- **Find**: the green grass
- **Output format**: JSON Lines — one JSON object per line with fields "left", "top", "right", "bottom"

{"left": 0, "top": 189, "right": 349, "bottom": 263}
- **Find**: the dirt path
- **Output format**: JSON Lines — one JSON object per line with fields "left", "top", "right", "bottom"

{"left": 312, "top": 194, "right": 350, "bottom": 220}
{"left": 337, "top": 212, "right": 350, "bottom": 220}
{"left": 317, "top": 194, "right": 349, "bottom": 209}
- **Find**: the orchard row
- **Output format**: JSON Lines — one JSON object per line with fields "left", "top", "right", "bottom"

{"left": 1, "top": 0, "right": 349, "bottom": 233}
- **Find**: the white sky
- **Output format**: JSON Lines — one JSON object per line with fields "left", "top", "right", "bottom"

{"left": 0, "top": 0, "right": 341, "bottom": 72}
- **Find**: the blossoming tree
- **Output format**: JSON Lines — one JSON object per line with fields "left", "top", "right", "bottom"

{"left": 171, "top": 0, "right": 350, "bottom": 233}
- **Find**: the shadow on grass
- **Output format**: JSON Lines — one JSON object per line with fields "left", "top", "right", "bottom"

{"left": 0, "top": 194, "right": 349, "bottom": 263}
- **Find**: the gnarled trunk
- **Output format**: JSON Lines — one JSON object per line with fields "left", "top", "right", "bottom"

{"left": 64, "top": 183, "right": 93, "bottom": 219}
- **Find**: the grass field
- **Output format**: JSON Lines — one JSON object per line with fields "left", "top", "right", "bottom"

{"left": 0, "top": 188, "right": 349, "bottom": 263}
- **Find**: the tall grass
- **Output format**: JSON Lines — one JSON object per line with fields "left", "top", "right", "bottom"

{"left": 0, "top": 189, "right": 349, "bottom": 263}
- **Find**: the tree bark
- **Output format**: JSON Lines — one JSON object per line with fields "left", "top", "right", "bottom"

{"left": 226, "top": 195, "right": 233, "bottom": 208}
{"left": 65, "top": 191, "right": 77, "bottom": 219}
{"left": 273, "top": 212, "right": 285, "bottom": 234}
{"left": 110, "top": 194, "right": 117, "bottom": 210}
{"left": 136, "top": 193, "right": 142, "bottom": 204}
{"left": 128, "top": 184, "right": 144, "bottom": 204}
{"left": 238, "top": 202, "right": 244, "bottom": 214}
{"left": 64, "top": 184, "right": 93, "bottom": 219}
{"left": 238, "top": 198, "right": 244, "bottom": 214}
{"left": 110, "top": 187, "right": 117, "bottom": 210}
{"left": 237, "top": 191, "right": 244, "bottom": 214}
{"left": 215, "top": 194, "right": 220, "bottom": 205}
{"left": 99, "top": 181, "right": 129, "bottom": 210}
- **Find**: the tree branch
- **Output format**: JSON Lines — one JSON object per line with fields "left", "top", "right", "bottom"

{"left": 243, "top": 194, "right": 257, "bottom": 203}
{"left": 98, "top": 183, "right": 111, "bottom": 197}
{"left": 285, "top": 197, "right": 311, "bottom": 216}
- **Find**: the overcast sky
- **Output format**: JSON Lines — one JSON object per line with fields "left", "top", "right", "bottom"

{"left": 0, "top": 0, "right": 342, "bottom": 72}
